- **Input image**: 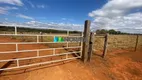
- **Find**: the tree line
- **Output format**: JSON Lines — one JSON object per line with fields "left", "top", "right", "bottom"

{"left": 0, "top": 26, "right": 141, "bottom": 35}
{"left": 0, "top": 26, "right": 80, "bottom": 34}
{"left": 96, "top": 29, "right": 129, "bottom": 34}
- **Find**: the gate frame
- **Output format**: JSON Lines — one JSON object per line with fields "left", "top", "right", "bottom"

{"left": 0, "top": 25, "right": 85, "bottom": 71}
{"left": 0, "top": 20, "right": 93, "bottom": 71}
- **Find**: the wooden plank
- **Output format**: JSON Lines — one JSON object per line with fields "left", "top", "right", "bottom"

{"left": 102, "top": 33, "right": 109, "bottom": 58}
{"left": 135, "top": 35, "right": 139, "bottom": 51}
{"left": 82, "top": 20, "right": 90, "bottom": 62}
{"left": 88, "top": 32, "right": 94, "bottom": 62}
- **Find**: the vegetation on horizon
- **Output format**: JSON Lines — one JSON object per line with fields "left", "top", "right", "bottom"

{"left": 95, "top": 29, "right": 141, "bottom": 35}
{"left": 0, "top": 26, "right": 81, "bottom": 34}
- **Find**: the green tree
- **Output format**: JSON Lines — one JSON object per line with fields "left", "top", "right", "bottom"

{"left": 96, "top": 29, "right": 107, "bottom": 34}
{"left": 108, "top": 29, "right": 117, "bottom": 34}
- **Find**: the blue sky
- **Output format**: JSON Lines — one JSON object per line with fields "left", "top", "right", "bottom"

{"left": 0, "top": 0, "right": 142, "bottom": 33}
{"left": 0, "top": 0, "right": 107, "bottom": 24}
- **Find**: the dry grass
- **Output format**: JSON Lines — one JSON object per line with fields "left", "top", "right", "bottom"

{"left": 94, "top": 35, "right": 142, "bottom": 51}
{"left": 1, "top": 31, "right": 142, "bottom": 51}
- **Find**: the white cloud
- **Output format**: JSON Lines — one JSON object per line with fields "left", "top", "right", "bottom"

{"left": 89, "top": 0, "right": 142, "bottom": 18}
{"left": 89, "top": 0, "right": 142, "bottom": 34}
{"left": 25, "top": 21, "right": 83, "bottom": 31}
{"left": 26, "top": 1, "right": 35, "bottom": 8}
{"left": 0, "top": 20, "right": 83, "bottom": 31}
{"left": 91, "top": 12, "right": 142, "bottom": 33}
{"left": 0, "top": 6, "right": 18, "bottom": 14}
{"left": 37, "top": 5, "right": 46, "bottom": 8}
{"left": 0, "top": 0, "right": 23, "bottom": 6}
{"left": 16, "top": 14, "right": 34, "bottom": 20}
{"left": 0, "top": 10, "right": 6, "bottom": 14}
{"left": 25, "top": 0, "right": 46, "bottom": 9}
{"left": 6, "top": 6, "right": 18, "bottom": 10}
{"left": 0, "top": 7, "right": 7, "bottom": 14}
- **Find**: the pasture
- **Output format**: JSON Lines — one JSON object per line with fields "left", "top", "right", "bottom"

{"left": 0, "top": 26, "right": 142, "bottom": 80}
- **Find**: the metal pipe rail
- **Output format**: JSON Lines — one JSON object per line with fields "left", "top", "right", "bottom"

{"left": 0, "top": 46, "right": 81, "bottom": 54}
{"left": 0, "top": 51, "right": 81, "bottom": 62}
{"left": 0, "top": 34, "right": 83, "bottom": 37}
{"left": 0, "top": 57, "right": 80, "bottom": 71}
{"left": 0, "top": 52, "right": 81, "bottom": 71}
{"left": 0, "top": 42, "right": 82, "bottom": 45}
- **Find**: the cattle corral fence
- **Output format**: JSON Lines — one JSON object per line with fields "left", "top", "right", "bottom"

{"left": 0, "top": 20, "right": 93, "bottom": 71}
{"left": 0, "top": 28, "right": 83, "bottom": 71}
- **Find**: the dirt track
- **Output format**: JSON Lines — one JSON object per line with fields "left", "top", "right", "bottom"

{"left": 0, "top": 36, "right": 142, "bottom": 80}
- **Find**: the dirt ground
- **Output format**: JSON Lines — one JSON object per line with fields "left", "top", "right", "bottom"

{"left": 0, "top": 36, "right": 142, "bottom": 80}
{"left": 91, "top": 50, "right": 142, "bottom": 80}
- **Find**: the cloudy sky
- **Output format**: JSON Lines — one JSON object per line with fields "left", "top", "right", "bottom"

{"left": 0, "top": 0, "right": 142, "bottom": 33}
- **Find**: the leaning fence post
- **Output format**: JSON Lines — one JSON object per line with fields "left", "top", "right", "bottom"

{"left": 88, "top": 32, "right": 94, "bottom": 62}
{"left": 102, "top": 33, "right": 109, "bottom": 58}
{"left": 135, "top": 35, "right": 139, "bottom": 51}
{"left": 82, "top": 20, "right": 91, "bottom": 62}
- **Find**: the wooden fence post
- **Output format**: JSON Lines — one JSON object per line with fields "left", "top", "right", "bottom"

{"left": 88, "top": 32, "right": 94, "bottom": 62}
{"left": 82, "top": 20, "right": 91, "bottom": 62}
{"left": 40, "top": 32, "right": 43, "bottom": 42}
{"left": 79, "top": 32, "right": 82, "bottom": 46}
{"left": 135, "top": 35, "right": 139, "bottom": 51}
{"left": 102, "top": 33, "right": 109, "bottom": 58}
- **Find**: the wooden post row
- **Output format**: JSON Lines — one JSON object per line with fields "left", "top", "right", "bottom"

{"left": 102, "top": 33, "right": 109, "bottom": 58}
{"left": 82, "top": 20, "right": 91, "bottom": 62}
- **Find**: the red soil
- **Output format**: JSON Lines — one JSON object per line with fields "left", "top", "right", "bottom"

{"left": 0, "top": 36, "right": 142, "bottom": 80}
